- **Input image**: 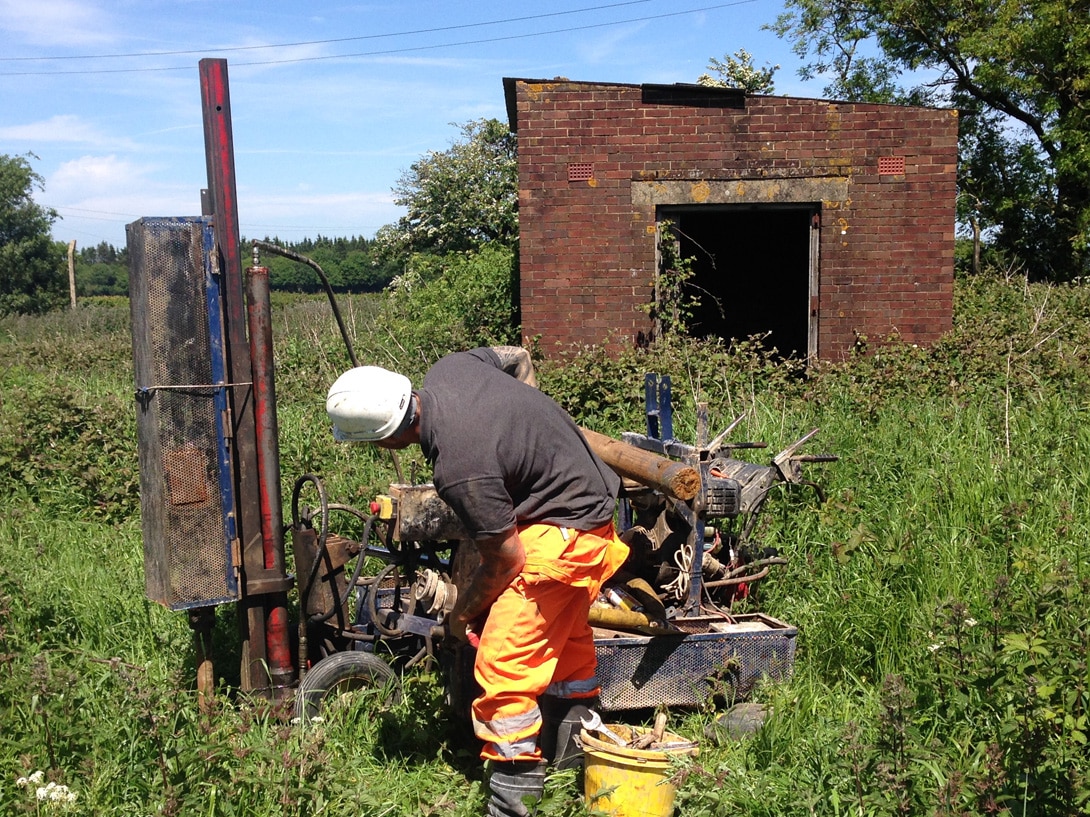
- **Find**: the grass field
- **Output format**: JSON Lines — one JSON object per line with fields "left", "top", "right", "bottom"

{"left": 0, "top": 274, "right": 1087, "bottom": 816}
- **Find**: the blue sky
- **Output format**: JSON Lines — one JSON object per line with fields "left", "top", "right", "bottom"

{"left": 0, "top": 0, "right": 825, "bottom": 250}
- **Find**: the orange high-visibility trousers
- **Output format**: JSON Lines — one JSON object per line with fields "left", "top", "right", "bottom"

{"left": 471, "top": 521, "right": 629, "bottom": 762}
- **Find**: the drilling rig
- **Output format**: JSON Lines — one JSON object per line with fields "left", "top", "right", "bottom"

{"left": 127, "top": 59, "right": 834, "bottom": 719}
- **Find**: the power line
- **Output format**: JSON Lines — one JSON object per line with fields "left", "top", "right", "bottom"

{"left": 55, "top": 205, "right": 143, "bottom": 219}
{"left": 0, "top": 1, "right": 757, "bottom": 76}
{"left": 0, "top": 0, "right": 652, "bottom": 62}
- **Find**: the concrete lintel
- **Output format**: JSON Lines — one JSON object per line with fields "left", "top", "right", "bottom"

{"left": 632, "top": 177, "right": 850, "bottom": 208}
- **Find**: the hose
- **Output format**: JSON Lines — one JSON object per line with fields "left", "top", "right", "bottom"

{"left": 253, "top": 239, "right": 404, "bottom": 483}
{"left": 311, "top": 513, "right": 375, "bottom": 626}
{"left": 366, "top": 563, "right": 406, "bottom": 638}
{"left": 291, "top": 473, "right": 330, "bottom": 681}
{"left": 290, "top": 474, "right": 379, "bottom": 628}
{"left": 251, "top": 240, "right": 359, "bottom": 368}
{"left": 291, "top": 474, "right": 330, "bottom": 628}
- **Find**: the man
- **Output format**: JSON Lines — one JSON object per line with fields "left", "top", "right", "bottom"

{"left": 326, "top": 347, "right": 629, "bottom": 817}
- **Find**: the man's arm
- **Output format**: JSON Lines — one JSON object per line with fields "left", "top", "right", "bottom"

{"left": 449, "top": 528, "right": 526, "bottom": 642}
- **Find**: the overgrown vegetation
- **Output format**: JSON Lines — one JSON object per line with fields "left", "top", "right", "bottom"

{"left": 375, "top": 118, "right": 519, "bottom": 259}
{"left": 1, "top": 266, "right": 1088, "bottom": 815}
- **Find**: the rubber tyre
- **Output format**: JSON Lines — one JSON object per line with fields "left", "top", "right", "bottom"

{"left": 295, "top": 651, "right": 402, "bottom": 722}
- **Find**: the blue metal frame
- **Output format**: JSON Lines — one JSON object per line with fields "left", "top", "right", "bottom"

{"left": 201, "top": 219, "right": 239, "bottom": 598}
{"left": 641, "top": 373, "right": 706, "bottom": 615}
{"left": 644, "top": 373, "right": 674, "bottom": 442}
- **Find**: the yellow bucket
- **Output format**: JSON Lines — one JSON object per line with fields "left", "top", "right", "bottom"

{"left": 580, "top": 723, "right": 698, "bottom": 817}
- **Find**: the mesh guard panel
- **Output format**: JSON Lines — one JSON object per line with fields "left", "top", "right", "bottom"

{"left": 127, "top": 217, "right": 237, "bottom": 609}
{"left": 595, "top": 614, "right": 797, "bottom": 711}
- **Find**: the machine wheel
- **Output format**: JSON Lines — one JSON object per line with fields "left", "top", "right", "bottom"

{"left": 295, "top": 651, "right": 402, "bottom": 722}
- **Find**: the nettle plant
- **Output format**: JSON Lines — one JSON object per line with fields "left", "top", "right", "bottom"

{"left": 921, "top": 556, "right": 1090, "bottom": 815}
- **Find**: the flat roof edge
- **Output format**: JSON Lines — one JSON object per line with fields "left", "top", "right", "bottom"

{"left": 501, "top": 77, "right": 952, "bottom": 131}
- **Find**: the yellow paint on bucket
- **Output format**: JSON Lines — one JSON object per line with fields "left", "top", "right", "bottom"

{"left": 580, "top": 724, "right": 698, "bottom": 817}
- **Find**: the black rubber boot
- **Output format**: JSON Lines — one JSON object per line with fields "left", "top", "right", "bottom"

{"left": 538, "top": 695, "right": 597, "bottom": 771}
{"left": 487, "top": 760, "right": 547, "bottom": 817}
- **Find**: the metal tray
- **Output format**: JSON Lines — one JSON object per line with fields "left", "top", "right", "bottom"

{"left": 594, "top": 613, "right": 797, "bottom": 711}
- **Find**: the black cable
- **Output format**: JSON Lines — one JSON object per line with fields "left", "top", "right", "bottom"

{"left": 254, "top": 240, "right": 408, "bottom": 482}
{"left": 292, "top": 474, "right": 330, "bottom": 622}
{"left": 1, "top": 1, "right": 759, "bottom": 76}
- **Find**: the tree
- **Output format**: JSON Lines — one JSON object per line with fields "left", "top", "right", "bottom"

{"left": 256, "top": 234, "right": 395, "bottom": 293}
{"left": 377, "top": 118, "right": 518, "bottom": 259}
{"left": 697, "top": 48, "right": 779, "bottom": 94}
{"left": 770, "top": 0, "right": 1090, "bottom": 280}
{"left": 380, "top": 245, "right": 519, "bottom": 357}
{"left": 0, "top": 154, "right": 67, "bottom": 314}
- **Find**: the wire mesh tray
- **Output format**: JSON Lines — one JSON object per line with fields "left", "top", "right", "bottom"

{"left": 594, "top": 613, "right": 797, "bottom": 711}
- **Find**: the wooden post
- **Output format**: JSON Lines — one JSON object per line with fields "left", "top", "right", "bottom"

{"left": 581, "top": 427, "right": 701, "bottom": 500}
{"left": 67, "top": 240, "right": 77, "bottom": 309}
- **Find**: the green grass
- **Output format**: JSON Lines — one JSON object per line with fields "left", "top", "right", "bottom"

{"left": 1, "top": 272, "right": 1088, "bottom": 815}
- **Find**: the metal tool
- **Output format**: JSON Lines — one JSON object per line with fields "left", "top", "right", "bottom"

{"left": 580, "top": 711, "right": 628, "bottom": 747}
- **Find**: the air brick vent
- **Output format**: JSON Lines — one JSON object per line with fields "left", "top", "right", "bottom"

{"left": 878, "top": 156, "right": 906, "bottom": 176}
{"left": 568, "top": 162, "right": 594, "bottom": 182}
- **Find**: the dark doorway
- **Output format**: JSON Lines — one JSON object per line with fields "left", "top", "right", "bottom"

{"left": 661, "top": 205, "right": 815, "bottom": 358}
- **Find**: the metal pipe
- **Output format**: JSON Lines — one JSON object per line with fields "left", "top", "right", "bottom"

{"left": 245, "top": 262, "right": 296, "bottom": 696}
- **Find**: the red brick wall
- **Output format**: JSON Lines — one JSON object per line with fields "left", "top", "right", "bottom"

{"left": 508, "top": 79, "right": 958, "bottom": 359}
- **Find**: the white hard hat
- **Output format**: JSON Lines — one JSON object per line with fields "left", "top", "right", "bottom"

{"left": 326, "top": 366, "right": 413, "bottom": 442}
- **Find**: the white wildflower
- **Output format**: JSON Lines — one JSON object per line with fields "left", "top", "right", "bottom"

{"left": 29, "top": 770, "right": 45, "bottom": 784}
{"left": 928, "top": 643, "right": 942, "bottom": 653}
{"left": 34, "top": 780, "right": 77, "bottom": 805}
{"left": 964, "top": 617, "right": 978, "bottom": 627}
{"left": 16, "top": 777, "right": 28, "bottom": 787}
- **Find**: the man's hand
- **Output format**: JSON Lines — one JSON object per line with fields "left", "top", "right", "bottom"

{"left": 448, "top": 617, "right": 482, "bottom": 647}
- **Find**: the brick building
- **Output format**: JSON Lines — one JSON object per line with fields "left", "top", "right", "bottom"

{"left": 503, "top": 78, "right": 959, "bottom": 360}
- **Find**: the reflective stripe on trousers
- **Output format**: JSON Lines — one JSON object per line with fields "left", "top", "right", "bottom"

{"left": 472, "top": 522, "right": 629, "bottom": 762}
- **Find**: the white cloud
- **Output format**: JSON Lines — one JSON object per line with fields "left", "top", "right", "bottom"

{"left": 573, "top": 21, "right": 649, "bottom": 67}
{"left": 239, "top": 188, "right": 399, "bottom": 238}
{"left": 44, "top": 160, "right": 200, "bottom": 247}
{"left": 0, "top": 0, "right": 115, "bottom": 47}
{"left": 48, "top": 154, "right": 153, "bottom": 198}
{"left": 0, "top": 115, "right": 132, "bottom": 148}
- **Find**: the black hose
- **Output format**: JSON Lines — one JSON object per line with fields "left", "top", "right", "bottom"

{"left": 291, "top": 475, "right": 380, "bottom": 628}
{"left": 309, "top": 513, "right": 376, "bottom": 626}
{"left": 252, "top": 239, "right": 405, "bottom": 483}
{"left": 251, "top": 239, "right": 358, "bottom": 368}
{"left": 367, "top": 563, "right": 405, "bottom": 638}
{"left": 291, "top": 474, "right": 330, "bottom": 623}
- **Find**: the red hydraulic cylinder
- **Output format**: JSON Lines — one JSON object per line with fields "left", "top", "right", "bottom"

{"left": 246, "top": 262, "right": 296, "bottom": 698}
